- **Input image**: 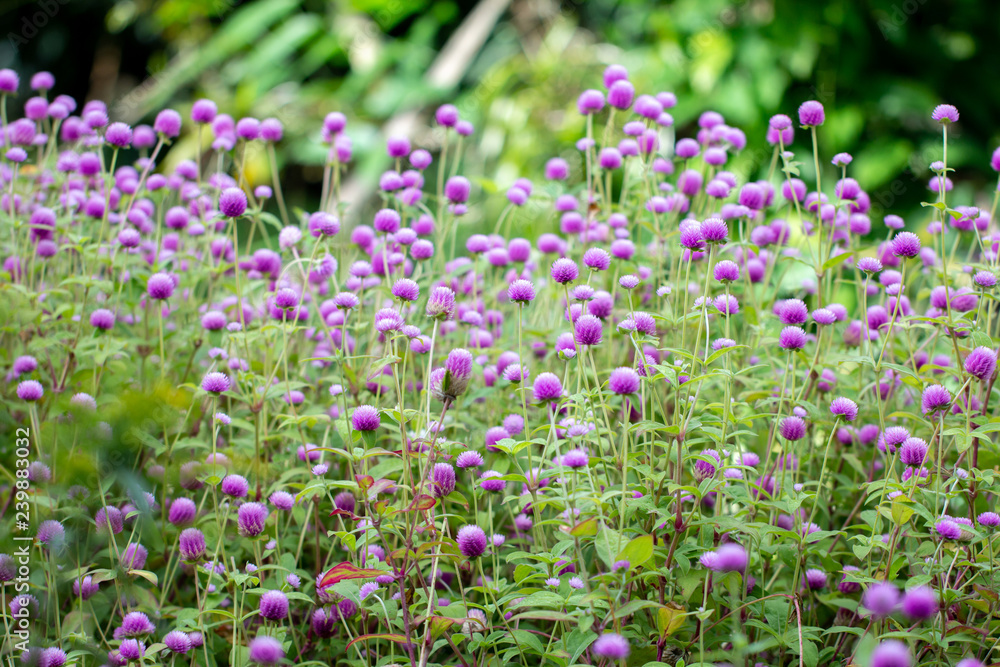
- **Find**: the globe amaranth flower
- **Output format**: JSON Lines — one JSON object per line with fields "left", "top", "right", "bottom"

{"left": 168, "top": 498, "right": 197, "bottom": 526}
{"left": 592, "top": 633, "right": 630, "bottom": 660}
{"left": 219, "top": 187, "right": 248, "bottom": 218}
{"left": 179, "top": 528, "right": 207, "bottom": 561}
{"left": 248, "top": 636, "right": 284, "bottom": 666}
{"left": 551, "top": 258, "right": 579, "bottom": 284}
{"left": 778, "top": 326, "right": 807, "bottom": 350}
{"left": 871, "top": 640, "right": 911, "bottom": 667}
{"left": 891, "top": 231, "right": 921, "bottom": 258}
{"left": 562, "top": 448, "right": 589, "bottom": 468}
{"left": 935, "top": 519, "right": 961, "bottom": 540}
{"left": 479, "top": 471, "right": 506, "bottom": 492}
{"left": 608, "top": 367, "right": 640, "bottom": 395}
{"left": 700, "top": 217, "right": 729, "bottom": 244}
{"left": 804, "top": 568, "right": 827, "bottom": 590}
{"left": 857, "top": 257, "right": 883, "bottom": 275}
{"left": 714, "top": 294, "right": 739, "bottom": 316}
{"left": 780, "top": 416, "right": 807, "bottom": 441}
{"left": 921, "top": 384, "right": 951, "bottom": 415}
{"left": 899, "top": 438, "right": 928, "bottom": 467}
{"left": 715, "top": 543, "right": 747, "bottom": 572}
{"left": 201, "top": 372, "right": 231, "bottom": 394}
{"left": 931, "top": 104, "right": 959, "bottom": 124}
{"left": 37, "top": 520, "right": 65, "bottom": 550}
{"left": 977, "top": 511, "right": 1000, "bottom": 528}
{"left": 221, "top": 473, "right": 249, "bottom": 498}
{"left": 164, "top": 631, "right": 193, "bottom": 655}
{"left": 862, "top": 581, "right": 900, "bottom": 618}
{"left": 901, "top": 585, "right": 937, "bottom": 620}
{"left": 532, "top": 372, "right": 563, "bottom": 402}
{"left": 456, "top": 451, "right": 484, "bottom": 468}
{"left": 507, "top": 279, "right": 536, "bottom": 304}
{"left": 238, "top": 502, "right": 269, "bottom": 537}
{"left": 457, "top": 525, "right": 488, "bottom": 558}
{"left": 830, "top": 397, "right": 858, "bottom": 422}
{"left": 713, "top": 260, "right": 740, "bottom": 283}
{"left": 575, "top": 314, "right": 603, "bottom": 346}
{"left": 964, "top": 346, "right": 997, "bottom": 381}
{"left": 798, "top": 100, "right": 825, "bottom": 127}
{"left": 17, "top": 380, "right": 44, "bottom": 401}
{"left": 352, "top": 405, "right": 381, "bottom": 431}
{"left": 121, "top": 542, "right": 148, "bottom": 569}
{"left": 432, "top": 463, "right": 456, "bottom": 498}
{"left": 259, "top": 590, "right": 289, "bottom": 620}
{"left": 693, "top": 449, "right": 720, "bottom": 481}
{"left": 426, "top": 286, "right": 456, "bottom": 320}
{"left": 120, "top": 611, "right": 156, "bottom": 636}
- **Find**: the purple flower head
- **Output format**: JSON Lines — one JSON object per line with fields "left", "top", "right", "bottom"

{"left": 432, "top": 463, "right": 456, "bottom": 498}
{"left": 780, "top": 416, "right": 807, "bottom": 441}
{"left": 592, "top": 633, "right": 630, "bottom": 660}
{"left": 219, "top": 187, "right": 248, "bottom": 218}
{"left": 862, "top": 581, "right": 900, "bottom": 618}
{"left": 899, "top": 438, "right": 928, "bottom": 466}
{"left": 714, "top": 294, "right": 739, "bottom": 316}
{"left": 965, "top": 347, "right": 997, "bottom": 381}
{"left": 164, "top": 631, "right": 193, "bottom": 654}
{"left": 17, "top": 380, "right": 44, "bottom": 401}
{"left": 562, "top": 448, "right": 589, "bottom": 468}
{"left": 445, "top": 176, "right": 471, "bottom": 204}
{"left": 871, "top": 640, "right": 911, "bottom": 667}
{"left": 977, "top": 511, "right": 1000, "bottom": 529}
{"left": 857, "top": 257, "right": 883, "bottom": 275}
{"left": 457, "top": 525, "right": 488, "bottom": 558}
{"left": 931, "top": 104, "right": 959, "bottom": 124}
{"left": 798, "top": 100, "right": 825, "bottom": 127}
{"left": 974, "top": 271, "right": 997, "bottom": 289}
{"left": 901, "top": 585, "right": 937, "bottom": 620}
{"left": 551, "top": 258, "right": 579, "bottom": 284}
{"left": 352, "top": 405, "right": 381, "bottom": 431}
{"left": 147, "top": 272, "right": 175, "bottom": 300}
{"left": 583, "top": 248, "right": 611, "bottom": 271}
{"left": 248, "top": 636, "right": 284, "bottom": 666}
{"left": 426, "top": 286, "right": 456, "bottom": 320}
{"left": 716, "top": 543, "right": 748, "bottom": 572}
{"left": 178, "top": 528, "right": 206, "bottom": 561}
{"left": 804, "top": 568, "right": 827, "bottom": 590}
{"left": 693, "top": 449, "right": 720, "bottom": 481}
{"left": 119, "top": 639, "right": 146, "bottom": 662}
{"left": 508, "top": 279, "right": 536, "bottom": 304}
{"left": 391, "top": 278, "right": 420, "bottom": 302}
{"left": 778, "top": 299, "right": 809, "bottom": 325}
{"left": 921, "top": 384, "right": 951, "bottom": 415}
{"left": 259, "top": 590, "right": 289, "bottom": 620}
{"left": 122, "top": 542, "right": 148, "bottom": 569}
{"left": 120, "top": 611, "right": 156, "bottom": 636}
{"left": 457, "top": 451, "right": 484, "bottom": 468}
{"left": 480, "top": 470, "right": 506, "bottom": 492}
{"left": 533, "top": 372, "right": 563, "bottom": 402}
{"left": 221, "top": 474, "right": 249, "bottom": 498}
{"left": 168, "top": 497, "right": 197, "bottom": 526}
{"left": 37, "top": 520, "right": 65, "bottom": 550}
{"left": 891, "top": 232, "right": 921, "bottom": 258}
{"left": 778, "top": 326, "right": 807, "bottom": 350}
{"left": 201, "top": 372, "right": 230, "bottom": 394}
{"left": 608, "top": 367, "right": 640, "bottom": 395}
{"left": 700, "top": 217, "right": 729, "bottom": 244}
{"left": 936, "top": 519, "right": 961, "bottom": 540}
{"left": 713, "top": 260, "right": 740, "bottom": 283}
{"left": 830, "top": 396, "right": 859, "bottom": 422}
{"left": 436, "top": 104, "right": 459, "bottom": 127}
{"left": 237, "top": 502, "right": 269, "bottom": 537}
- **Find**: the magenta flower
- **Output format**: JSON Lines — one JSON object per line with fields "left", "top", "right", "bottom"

{"left": 457, "top": 525, "right": 488, "bottom": 558}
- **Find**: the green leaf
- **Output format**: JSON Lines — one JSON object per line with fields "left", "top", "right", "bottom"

{"left": 821, "top": 251, "right": 853, "bottom": 272}
{"left": 616, "top": 534, "right": 654, "bottom": 569}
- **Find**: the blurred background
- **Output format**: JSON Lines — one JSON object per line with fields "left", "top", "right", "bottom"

{"left": 2, "top": 0, "right": 998, "bottom": 230}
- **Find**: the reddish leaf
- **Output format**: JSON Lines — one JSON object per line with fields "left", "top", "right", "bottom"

{"left": 355, "top": 475, "right": 374, "bottom": 492}
{"left": 319, "top": 562, "right": 386, "bottom": 588}
{"left": 346, "top": 633, "right": 411, "bottom": 650}
{"left": 328, "top": 508, "right": 360, "bottom": 520}
{"left": 406, "top": 494, "right": 436, "bottom": 512}
{"left": 367, "top": 478, "right": 396, "bottom": 499}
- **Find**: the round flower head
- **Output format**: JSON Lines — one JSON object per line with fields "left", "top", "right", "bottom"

{"left": 901, "top": 585, "right": 937, "bottom": 620}
{"left": 237, "top": 502, "right": 269, "bottom": 537}
{"left": 780, "top": 416, "right": 807, "bottom": 441}
{"left": 445, "top": 176, "right": 470, "bottom": 203}
{"left": 147, "top": 272, "right": 175, "bottom": 300}
{"left": 168, "top": 497, "right": 197, "bottom": 525}
{"left": 562, "top": 448, "right": 589, "bottom": 468}
{"left": 120, "top": 611, "right": 156, "bottom": 636}
{"left": 574, "top": 315, "right": 603, "bottom": 346}
{"left": 778, "top": 326, "right": 807, "bottom": 350}
{"left": 857, "top": 257, "right": 883, "bottom": 275}
{"left": 391, "top": 278, "right": 420, "bottom": 302}
{"left": 931, "top": 104, "right": 959, "bottom": 124}
{"left": 936, "top": 519, "right": 961, "bottom": 540}
{"left": 479, "top": 470, "right": 506, "bottom": 492}
{"left": 456, "top": 451, "right": 484, "bottom": 468}
{"left": 508, "top": 279, "right": 535, "bottom": 304}
{"left": 592, "top": 633, "right": 630, "bottom": 660}
{"left": 219, "top": 187, "right": 248, "bottom": 218}
{"left": 17, "top": 380, "right": 43, "bottom": 401}
{"left": 713, "top": 260, "right": 740, "bottom": 283}
{"left": 551, "top": 258, "right": 579, "bottom": 284}
{"left": 119, "top": 639, "right": 146, "bottom": 661}
{"left": 693, "top": 449, "right": 720, "bottom": 481}
{"left": 921, "top": 384, "right": 951, "bottom": 415}
{"left": 37, "top": 520, "right": 65, "bottom": 549}
{"left": 715, "top": 543, "right": 747, "bottom": 572}
{"left": 891, "top": 232, "right": 921, "bottom": 258}
{"left": 798, "top": 100, "right": 825, "bottom": 127}
{"left": 532, "top": 372, "right": 563, "bottom": 402}
{"left": 426, "top": 286, "right": 456, "bottom": 320}
{"left": 583, "top": 248, "right": 611, "bottom": 271}
{"left": 259, "top": 590, "right": 289, "bottom": 620}
{"left": 432, "top": 463, "right": 456, "bottom": 498}
{"left": 608, "top": 367, "right": 640, "bottom": 395}
{"left": 221, "top": 474, "right": 249, "bottom": 498}
{"left": 830, "top": 397, "right": 858, "bottom": 422}
{"left": 178, "top": 528, "right": 206, "bottom": 561}
{"left": 862, "top": 581, "right": 900, "bottom": 618}
{"left": 457, "top": 525, "right": 488, "bottom": 558}
{"left": 804, "top": 568, "right": 827, "bottom": 590}
{"left": 700, "top": 217, "right": 729, "bottom": 244}
{"left": 201, "top": 372, "right": 230, "bottom": 394}
{"left": 248, "top": 636, "right": 284, "bottom": 666}
{"left": 977, "top": 511, "right": 1000, "bottom": 528}
{"left": 352, "top": 405, "right": 381, "bottom": 431}
{"left": 871, "top": 640, "right": 911, "bottom": 667}
{"left": 964, "top": 347, "right": 997, "bottom": 381}
{"left": 164, "top": 631, "right": 193, "bottom": 655}
{"left": 714, "top": 294, "right": 739, "bottom": 316}
{"left": 899, "top": 438, "right": 928, "bottom": 467}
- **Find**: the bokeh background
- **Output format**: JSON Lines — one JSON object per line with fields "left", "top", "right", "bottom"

{"left": 2, "top": 0, "right": 998, "bottom": 232}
